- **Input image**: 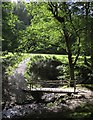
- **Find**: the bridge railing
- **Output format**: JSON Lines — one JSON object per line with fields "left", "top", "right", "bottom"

{"left": 27, "top": 79, "right": 70, "bottom": 90}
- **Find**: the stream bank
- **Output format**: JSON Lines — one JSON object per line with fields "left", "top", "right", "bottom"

{"left": 2, "top": 87, "right": 93, "bottom": 120}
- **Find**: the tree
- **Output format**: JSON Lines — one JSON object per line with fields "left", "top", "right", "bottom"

{"left": 18, "top": 2, "right": 85, "bottom": 86}
{"left": 13, "top": 1, "right": 32, "bottom": 30}
{"left": 18, "top": 2, "right": 65, "bottom": 54}
{"left": 2, "top": 2, "right": 31, "bottom": 52}
{"left": 2, "top": 2, "right": 19, "bottom": 52}
{"left": 86, "top": 2, "right": 93, "bottom": 69}
{"left": 80, "top": 2, "right": 93, "bottom": 69}
{"left": 48, "top": 2, "right": 82, "bottom": 86}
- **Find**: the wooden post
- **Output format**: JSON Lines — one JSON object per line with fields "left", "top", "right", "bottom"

{"left": 29, "top": 83, "right": 32, "bottom": 91}
{"left": 74, "top": 80, "right": 76, "bottom": 93}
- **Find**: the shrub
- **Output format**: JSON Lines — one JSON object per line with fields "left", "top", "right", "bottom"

{"left": 28, "top": 55, "right": 62, "bottom": 81}
{"left": 76, "top": 65, "right": 93, "bottom": 84}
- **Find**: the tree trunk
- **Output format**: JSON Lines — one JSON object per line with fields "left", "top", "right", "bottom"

{"left": 63, "top": 24, "right": 75, "bottom": 87}
{"left": 90, "top": 37, "right": 93, "bottom": 69}
{"left": 48, "top": 2, "right": 77, "bottom": 87}
{"left": 91, "top": 54, "right": 93, "bottom": 69}
{"left": 84, "top": 53, "right": 88, "bottom": 65}
{"left": 90, "top": 18, "right": 93, "bottom": 69}
{"left": 84, "top": 2, "right": 89, "bottom": 66}
{"left": 69, "top": 57, "right": 74, "bottom": 87}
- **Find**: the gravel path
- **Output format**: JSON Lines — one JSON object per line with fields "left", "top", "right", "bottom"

{"left": 14, "top": 57, "right": 31, "bottom": 75}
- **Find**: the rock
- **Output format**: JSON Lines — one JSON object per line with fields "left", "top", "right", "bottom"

{"left": 61, "top": 99, "right": 66, "bottom": 104}
{"left": 71, "top": 94, "right": 85, "bottom": 99}
{"left": 2, "top": 87, "right": 93, "bottom": 119}
{"left": 42, "top": 93, "right": 56, "bottom": 103}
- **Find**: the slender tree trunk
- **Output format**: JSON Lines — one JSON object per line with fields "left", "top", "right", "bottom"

{"left": 84, "top": 2, "right": 90, "bottom": 66}
{"left": 48, "top": 2, "right": 79, "bottom": 88}
{"left": 90, "top": 51, "right": 93, "bottom": 69}
{"left": 84, "top": 53, "right": 88, "bottom": 65}
{"left": 63, "top": 24, "right": 74, "bottom": 87}
{"left": 69, "top": 56, "right": 74, "bottom": 87}
{"left": 90, "top": 19, "right": 93, "bottom": 69}
{"left": 90, "top": 46, "right": 93, "bottom": 69}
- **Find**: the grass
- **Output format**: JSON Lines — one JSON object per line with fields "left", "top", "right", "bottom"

{"left": 30, "top": 53, "right": 68, "bottom": 64}
{"left": 2, "top": 52, "right": 91, "bottom": 63}
{"left": 2, "top": 52, "right": 90, "bottom": 76}
{"left": 2, "top": 52, "right": 31, "bottom": 75}
{"left": 29, "top": 53, "right": 90, "bottom": 65}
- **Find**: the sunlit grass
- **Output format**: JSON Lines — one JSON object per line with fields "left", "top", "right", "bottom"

{"left": 29, "top": 53, "right": 90, "bottom": 65}
{"left": 2, "top": 52, "right": 90, "bottom": 64}
{"left": 2, "top": 52, "right": 90, "bottom": 76}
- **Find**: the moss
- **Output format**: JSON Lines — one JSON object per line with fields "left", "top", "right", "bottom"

{"left": 47, "top": 102, "right": 54, "bottom": 107}
{"left": 69, "top": 112, "right": 91, "bottom": 119}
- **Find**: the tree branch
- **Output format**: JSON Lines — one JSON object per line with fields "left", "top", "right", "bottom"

{"left": 48, "top": 2, "right": 64, "bottom": 23}
{"left": 67, "top": 7, "right": 81, "bottom": 66}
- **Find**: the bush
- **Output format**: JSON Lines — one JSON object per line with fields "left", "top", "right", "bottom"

{"left": 56, "top": 64, "right": 69, "bottom": 80}
{"left": 76, "top": 65, "right": 93, "bottom": 84}
{"left": 28, "top": 55, "right": 62, "bottom": 81}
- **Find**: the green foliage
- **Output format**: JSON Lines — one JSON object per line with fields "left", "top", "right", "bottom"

{"left": 27, "top": 55, "right": 62, "bottom": 81}
{"left": 76, "top": 65, "right": 93, "bottom": 84}
{"left": 25, "top": 54, "right": 93, "bottom": 85}
{"left": 2, "top": 2, "right": 19, "bottom": 52}
{"left": 2, "top": 1, "right": 93, "bottom": 86}
{"left": 18, "top": 2, "right": 64, "bottom": 54}
{"left": 2, "top": 2, "right": 93, "bottom": 55}
{"left": 2, "top": 52, "right": 30, "bottom": 75}
{"left": 56, "top": 64, "right": 69, "bottom": 80}
{"left": 47, "top": 102, "right": 54, "bottom": 108}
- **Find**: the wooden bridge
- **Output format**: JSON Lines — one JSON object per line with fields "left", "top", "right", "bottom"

{"left": 27, "top": 79, "right": 70, "bottom": 89}
{"left": 23, "top": 87, "right": 78, "bottom": 94}
{"left": 22, "top": 79, "right": 77, "bottom": 94}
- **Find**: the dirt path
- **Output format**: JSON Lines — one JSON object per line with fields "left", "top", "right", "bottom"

{"left": 14, "top": 57, "right": 30, "bottom": 75}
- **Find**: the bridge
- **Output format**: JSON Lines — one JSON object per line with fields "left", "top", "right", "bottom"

{"left": 22, "top": 79, "right": 77, "bottom": 95}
